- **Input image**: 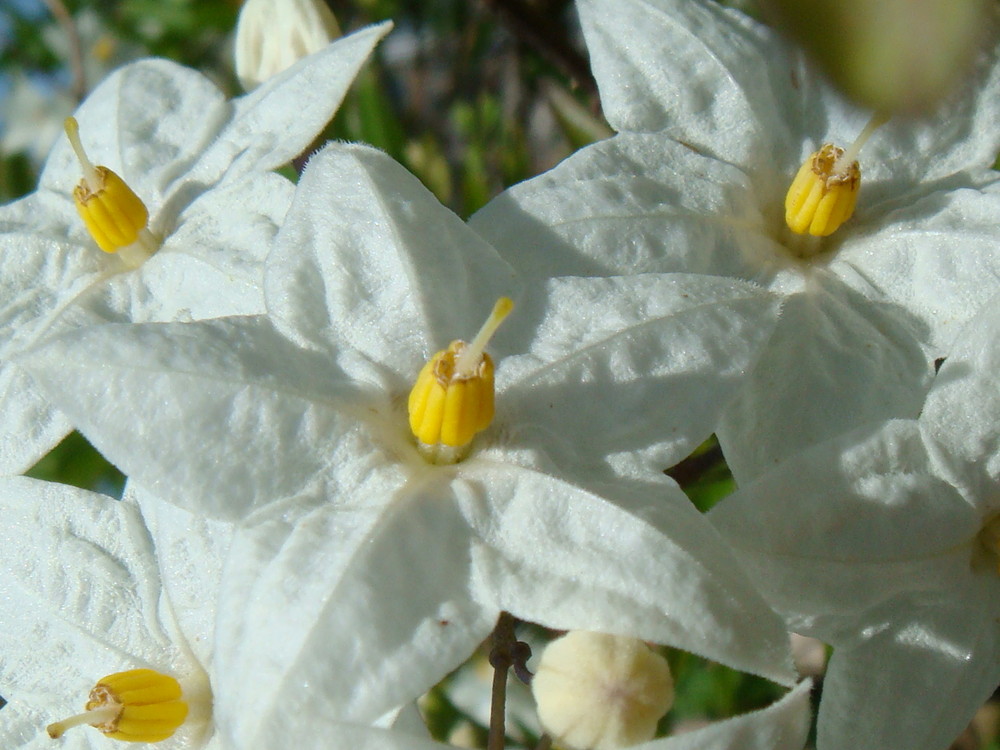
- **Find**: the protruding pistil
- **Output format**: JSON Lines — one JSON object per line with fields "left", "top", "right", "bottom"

{"left": 64, "top": 117, "right": 156, "bottom": 264}
{"left": 408, "top": 297, "right": 514, "bottom": 464}
{"left": 784, "top": 112, "right": 888, "bottom": 237}
{"left": 46, "top": 668, "right": 188, "bottom": 743}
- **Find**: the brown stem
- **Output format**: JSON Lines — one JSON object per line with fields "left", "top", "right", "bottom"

{"left": 487, "top": 612, "right": 518, "bottom": 750}
{"left": 534, "top": 734, "right": 553, "bottom": 750}
{"left": 40, "top": 0, "right": 86, "bottom": 102}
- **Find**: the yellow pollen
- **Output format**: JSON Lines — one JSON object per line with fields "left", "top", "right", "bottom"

{"left": 784, "top": 112, "right": 888, "bottom": 238}
{"left": 64, "top": 117, "right": 155, "bottom": 261}
{"left": 46, "top": 668, "right": 188, "bottom": 744}
{"left": 408, "top": 297, "right": 514, "bottom": 464}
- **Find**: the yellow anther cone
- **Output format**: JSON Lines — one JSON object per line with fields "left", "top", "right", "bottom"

{"left": 47, "top": 668, "right": 188, "bottom": 744}
{"left": 64, "top": 117, "right": 151, "bottom": 254}
{"left": 409, "top": 342, "right": 495, "bottom": 449}
{"left": 408, "top": 298, "right": 511, "bottom": 464}
{"left": 74, "top": 166, "right": 150, "bottom": 252}
{"left": 784, "top": 143, "right": 860, "bottom": 237}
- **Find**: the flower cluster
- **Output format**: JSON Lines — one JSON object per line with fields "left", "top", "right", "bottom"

{"left": 1, "top": 1, "right": 998, "bottom": 750}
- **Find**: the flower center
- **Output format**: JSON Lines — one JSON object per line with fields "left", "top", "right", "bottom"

{"left": 407, "top": 297, "right": 514, "bottom": 465}
{"left": 783, "top": 112, "right": 888, "bottom": 241}
{"left": 46, "top": 668, "right": 188, "bottom": 743}
{"left": 64, "top": 117, "right": 158, "bottom": 267}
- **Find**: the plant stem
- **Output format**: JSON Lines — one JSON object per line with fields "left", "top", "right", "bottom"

{"left": 487, "top": 612, "right": 518, "bottom": 750}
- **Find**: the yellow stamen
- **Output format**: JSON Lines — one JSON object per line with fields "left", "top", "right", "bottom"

{"left": 408, "top": 297, "right": 514, "bottom": 464}
{"left": 64, "top": 117, "right": 154, "bottom": 258}
{"left": 784, "top": 112, "right": 888, "bottom": 237}
{"left": 46, "top": 668, "right": 188, "bottom": 744}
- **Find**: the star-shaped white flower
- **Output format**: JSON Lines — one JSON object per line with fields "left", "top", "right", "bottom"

{"left": 708, "top": 298, "right": 1000, "bottom": 750}
{"left": 0, "top": 478, "right": 232, "bottom": 749}
{"left": 471, "top": 0, "right": 1000, "bottom": 482}
{"left": 22, "top": 142, "right": 796, "bottom": 708}
{"left": 0, "top": 22, "right": 389, "bottom": 475}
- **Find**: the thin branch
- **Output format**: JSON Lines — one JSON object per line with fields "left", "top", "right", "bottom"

{"left": 487, "top": 612, "right": 518, "bottom": 750}
{"left": 40, "top": 0, "right": 86, "bottom": 102}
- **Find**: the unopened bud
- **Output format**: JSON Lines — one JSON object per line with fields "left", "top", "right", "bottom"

{"left": 235, "top": 0, "right": 341, "bottom": 91}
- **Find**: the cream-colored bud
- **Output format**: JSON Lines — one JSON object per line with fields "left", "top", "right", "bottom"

{"left": 531, "top": 631, "right": 674, "bottom": 750}
{"left": 235, "top": 0, "right": 341, "bottom": 91}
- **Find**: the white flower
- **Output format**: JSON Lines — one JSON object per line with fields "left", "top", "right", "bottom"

{"left": 235, "top": 0, "right": 342, "bottom": 91}
{"left": 0, "top": 478, "right": 230, "bottom": 749}
{"left": 0, "top": 22, "right": 389, "bottom": 475}
{"left": 471, "top": 0, "right": 1000, "bottom": 482}
{"left": 708, "top": 298, "right": 1000, "bottom": 750}
{"left": 23, "top": 143, "right": 797, "bottom": 715}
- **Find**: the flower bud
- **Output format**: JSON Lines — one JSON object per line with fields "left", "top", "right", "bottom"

{"left": 235, "top": 0, "right": 341, "bottom": 91}
{"left": 531, "top": 631, "right": 674, "bottom": 750}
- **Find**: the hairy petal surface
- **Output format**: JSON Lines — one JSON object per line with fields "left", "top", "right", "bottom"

{"left": 216, "top": 483, "right": 495, "bottom": 746}
{"left": 497, "top": 273, "right": 780, "bottom": 476}
{"left": 265, "top": 144, "right": 517, "bottom": 372}
{"left": 461, "top": 465, "right": 797, "bottom": 687}
{"left": 717, "top": 274, "right": 931, "bottom": 481}
{"left": 22, "top": 317, "right": 368, "bottom": 519}
{"left": 818, "top": 598, "right": 1000, "bottom": 750}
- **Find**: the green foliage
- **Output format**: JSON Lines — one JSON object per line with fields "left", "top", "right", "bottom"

{"left": 26, "top": 431, "right": 125, "bottom": 497}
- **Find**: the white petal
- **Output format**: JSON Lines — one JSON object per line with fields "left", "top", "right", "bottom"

{"left": 710, "top": 421, "right": 981, "bottom": 631}
{"left": 0, "top": 365, "right": 73, "bottom": 474}
{"left": 265, "top": 143, "right": 518, "bottom": 375}
{"left": 716, "top": 421, "right": 979, "bottom": 560}
{"left": 818, "top": 599, "right": 1000, "bottom": 750}
{"left": 834, "top": 178, "right": 1000, "bottom": 351}
{"left": 0, "top": 478, "right": 174, "bottom": 729}
{"left": 127, "top": 482, "right": 232, "bottom": 667}
{"left": 458, "top": 465, "right": 797, "bottom": 687}
{"left": 188, "top": 23, "right": 391, "bottom": 183}
{"left": 576, "top": 0, "right": 797, "bottom": 172}
{"left": 577, "top": 0, "right": 1000, "bottom": 182}
{"left": 22, "top": 317, "right": 366, "bottom": 519}
{"left": 921, "top": 299, "right": 1000, "bottom": 508}
{"left": 470, "top": 132, "right": 765, "bottom": 281}
{"left": 217, "top": 482, "right": 495, "bottom": 745}
{"left": 0, "top": 231, "right": 107, "bottom": 471}
{"left": 79, "top": 172, "right": 294, "bottom": 325}
{"left": 258, "top": 724, "right": 449, "bottom": 750}
{"left": 39, "top": 59, "right": 227, "bottom": 206}
{"left": 496, "top": 273, "right": 780, "bottom": 476}
{"left": 717, "top": 273, "right": 931, "bottom": 483}
{"left": 641, "top": 679, "right": 812, "bottom": 750}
